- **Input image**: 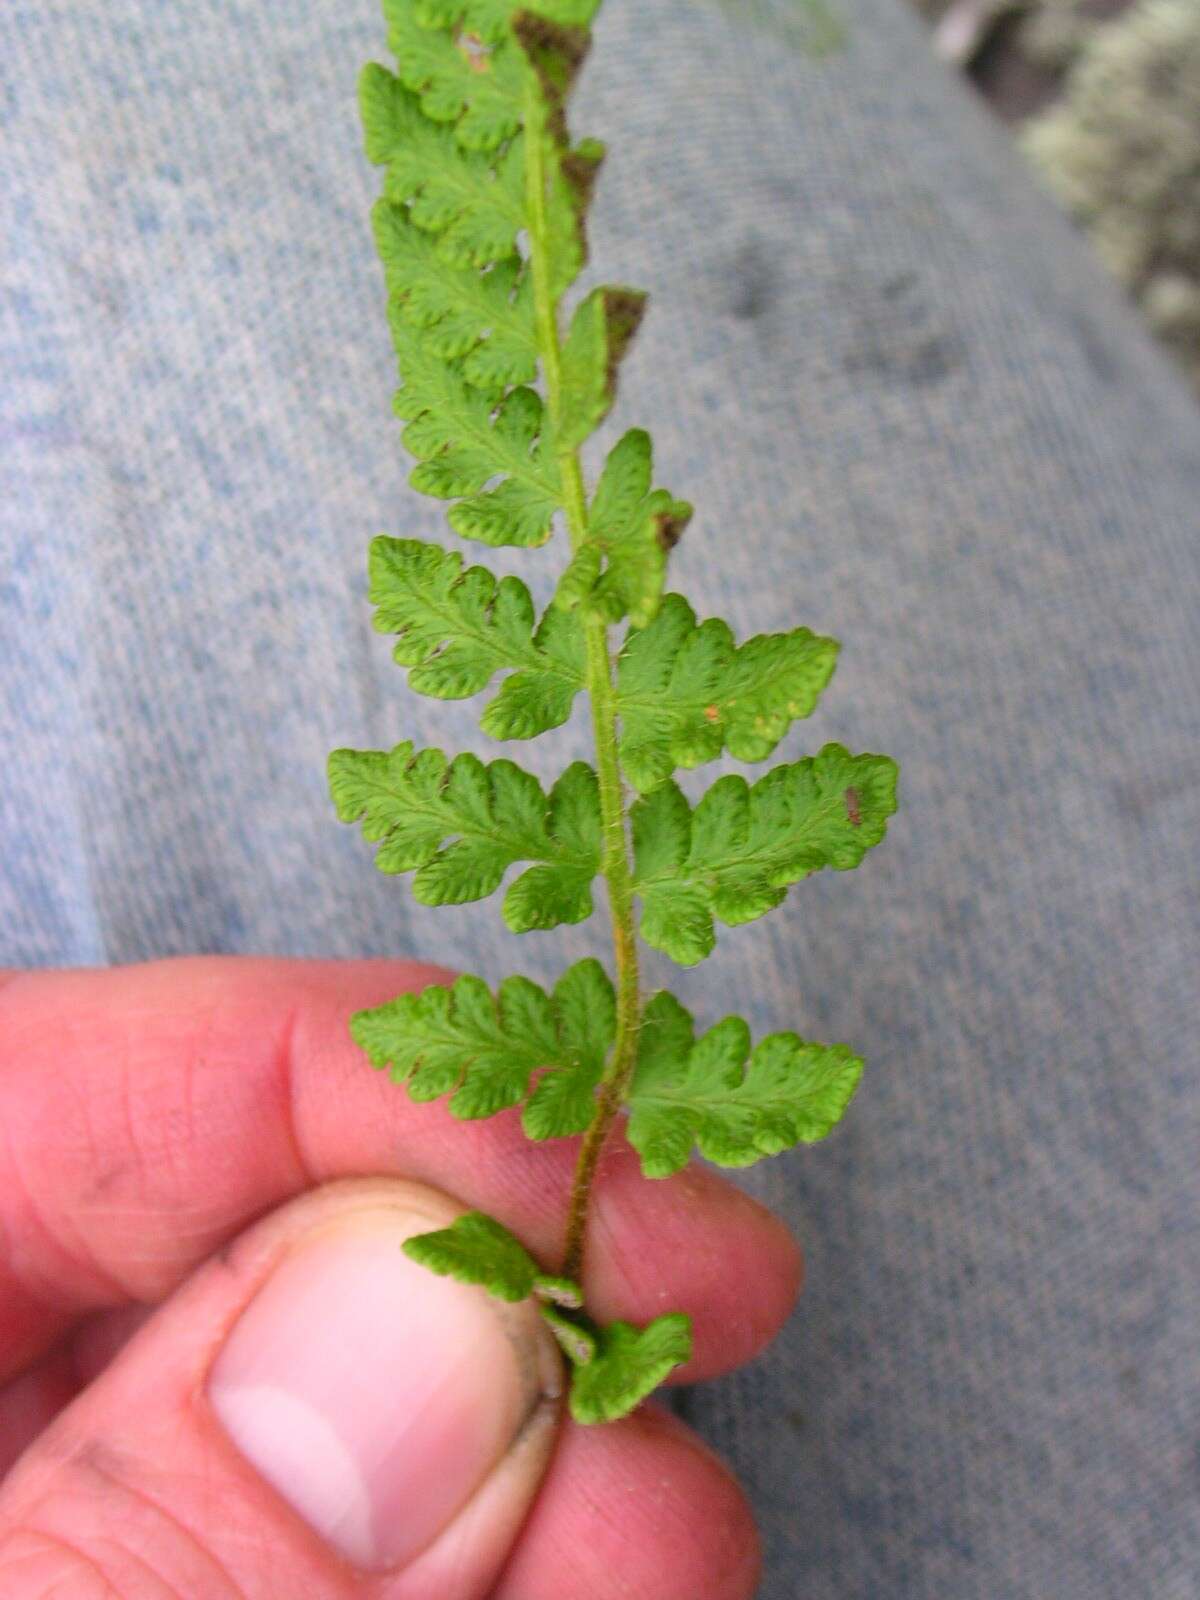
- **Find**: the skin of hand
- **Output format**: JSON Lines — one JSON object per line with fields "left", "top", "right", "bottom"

{"left": 0, "top": 958, "right": 802, "bottom": 1600}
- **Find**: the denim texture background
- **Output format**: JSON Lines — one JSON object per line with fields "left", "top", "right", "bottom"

{"left": 3, "top": 1, "right": 1199, "bottom": 1594}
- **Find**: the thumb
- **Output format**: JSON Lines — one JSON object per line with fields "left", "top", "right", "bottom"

{"left": 0, "top": 1178, "right": 563, "bottom": 1599}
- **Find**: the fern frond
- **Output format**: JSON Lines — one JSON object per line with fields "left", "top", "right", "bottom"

{"left": 374, "top": 203, "right": 537, "bottom": 388}
{"left": 385, "top": 0, "right": 530, "bottom": 149}
{"left": 567, "top": 1313, "right": 693, "bottom": 1424}
{"left": 393, "top": 326, "right": 562, "bottom": 544}
{"left": 352, "top": 959, "right": 614, "bottom": 1130}
{"left": 328, "top": 741, "right": 600, "bottom": 929}
{"left": 367, "top": 537, "right": 585, "bottom": 734}
{"left": 361, "top": 65, "right": 526, "bottom": 263}
{"left": 360, "top": 9, "right": 687, "bottom": 589}
{"left": 397, "top": 1204, "right": 693, "bottom": 1425}
{"left": 555, "top": 429, "right": 692, "bottom": 627}
{"left": 626, "top": 992, "right": 864, "bottom": 1176}
{"left": 334, "top": 0, "right": 899, "bottom": 1429}
{"left": 403, "top": 1209, "right": 545, "bottom": 1297}
{"left": 631, "top": 744, "right": 899, "bottom": 964}
{"left": 556, "top": 287, "right": 648, "bottom": 451}
{"left": 616, "top": 594, "right": 840, "bottom": 792}
{"left": 367, "top": 538, "right": 839, "bottom": 777}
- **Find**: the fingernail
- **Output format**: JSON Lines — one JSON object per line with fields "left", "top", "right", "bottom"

{"left": 208, "top": 1206, "right": 539, "bottom": 1570}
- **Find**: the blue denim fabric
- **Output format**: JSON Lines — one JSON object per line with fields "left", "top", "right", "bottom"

{"left": 3, "top": 1, "right": 1199, "bottom": 1594}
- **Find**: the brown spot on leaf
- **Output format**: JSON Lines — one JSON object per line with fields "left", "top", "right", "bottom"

{"left": 599, "top": 286, "right": 647, "bottom": 397}
{"left": 513, "top": 11, "right": 591, "bottom": 108}
{"left": 457, "top": 31, "right": 492, "bottom": 73}
{"left": 555, "top": 138, "right": 605, "bottom": 267}
{"left": 653, "top": 499, "right": 692, "bottom": 552}
{"left": 845, "top": 786, "right": 862, "bottom": 827}
{"left": 561, "top": 139, "right": 604, "bottom": 210}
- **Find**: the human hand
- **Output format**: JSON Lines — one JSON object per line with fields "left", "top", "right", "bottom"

{"left": 0, "top": 959, "right": 800, "bottom": 1598}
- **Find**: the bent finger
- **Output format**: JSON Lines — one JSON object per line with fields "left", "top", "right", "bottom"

{"left": 493, "top": 1403, "right": 761, "bottom": 1600}
{"left": 0, "top": 1179, "right": 562, "bottom": 1599}
{"left": 0, "top": 1307, "right": 152, "bottom": 1478}
{"left": 0, "top": 959, "right": 801, "bottom": 1386}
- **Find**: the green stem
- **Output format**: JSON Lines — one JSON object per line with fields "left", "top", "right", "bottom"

{"left": 524, "top": 79, "right": 641, "bottom": 1285}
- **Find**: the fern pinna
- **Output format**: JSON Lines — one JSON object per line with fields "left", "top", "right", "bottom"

{"left": 329, "top": 0, "right": 899, "bottom": 1426}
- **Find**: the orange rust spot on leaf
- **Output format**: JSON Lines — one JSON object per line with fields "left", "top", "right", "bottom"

{"left": 458, "top": 31, "right": 491, "bottom": 72}
{"left": 703, "top": 705, "right": 720, "bottom": 723}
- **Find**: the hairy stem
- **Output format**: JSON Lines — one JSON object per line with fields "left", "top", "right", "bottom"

{"left": 524, "top": 80, "right": 641, "bottom": 1284}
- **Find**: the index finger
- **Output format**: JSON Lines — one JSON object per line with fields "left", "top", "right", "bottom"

{"left": 0, "top": 957, "right": 800, "bottom": 1385}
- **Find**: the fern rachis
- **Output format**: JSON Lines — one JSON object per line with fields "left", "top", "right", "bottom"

{"left": 331, "top": 0, "right": 898, "bottom": 1426}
